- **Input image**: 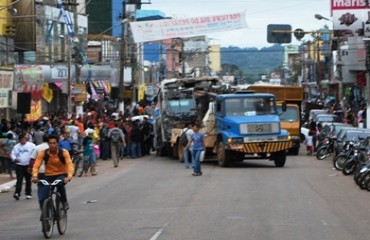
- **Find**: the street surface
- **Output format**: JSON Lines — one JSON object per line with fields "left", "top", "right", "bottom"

{"left": 0, "top": 149, "right": 370, "bottom": 240}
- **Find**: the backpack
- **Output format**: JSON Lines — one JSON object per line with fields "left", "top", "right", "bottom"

{"left": 44, "top": 148, "right": 66, "bottom": 165}
{"left": 110, "top": 129, "right": 121, "bottom": 143}
{"left": 179, "top": 129, "right": 189, "bottom": 147}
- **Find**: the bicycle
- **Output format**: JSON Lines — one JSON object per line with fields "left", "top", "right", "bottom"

{"left": 39, "top": 179, "right": 68, "bottom": 239}
{"left": 72, "top": 150, "right": 84, "bottom": 177}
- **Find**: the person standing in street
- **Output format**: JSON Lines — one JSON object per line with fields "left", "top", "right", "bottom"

{"left": 0, "top": 133, "right": 17, "bottom": 179}
{"left": 141, "top": 117, "right": 152, "bottom": 155}
{"left": 182, "top": 123, "right": 194, "bottom": 169}
{"left": 28, "top": 134, "right": 49, "bottom": 208}
{"left": 59, "top": 129, "right": 77, "bottom": 158}
{"left": 82, "top": 129, "right": 97, "bottom": 176}
{"left": 11, "top": 133, "right": 36, "bottom": 200}
{"left": 184, "top": 122, "right": 205, "bottom": 176}
{"left": 108, "top": 122, "right": 126, "bottom": 168}
{"left": 130, "top": 120, "right": 142, "bottom": 158}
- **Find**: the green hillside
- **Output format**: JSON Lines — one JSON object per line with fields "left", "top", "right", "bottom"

{"left": 221, "top": 45, "right": 285, "bottom": 82}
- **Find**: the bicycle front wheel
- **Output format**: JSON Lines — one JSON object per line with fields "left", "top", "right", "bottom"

{"left": 56, "top": 197, "right": 67, "bottom": 235}
{"left": 41, "top": 199, "right": 54, "bottom": 239}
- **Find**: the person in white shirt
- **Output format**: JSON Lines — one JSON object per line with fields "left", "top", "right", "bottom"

{"left": 28, "top": 134, "right": 49, "bottom": 208}
{"left": 11, "top": 133, "right": 36, "bottom": 200}
{"left": 67, "top": 121, "right": 80, "bottom": 142}
{"left": 182, "top": 123, "right": 194, "bottom": 168}
{"left": 305, "top": 132, "right": 314, "bottom": 156}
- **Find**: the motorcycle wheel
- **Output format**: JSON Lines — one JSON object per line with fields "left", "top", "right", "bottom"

{"left": 316, "top": 146, "right": 329, "bottom": 160}
{"left": 359, "top": 171, "right": 370, "bottom": 190}
{"left": 342, "top": 159, "right": 356, "bottom": 175}
{"left": 333, "top": 154, "right": 348, "bottom": 171}
{"left": 365, "top": 176, "right": 370, "bottom": 192}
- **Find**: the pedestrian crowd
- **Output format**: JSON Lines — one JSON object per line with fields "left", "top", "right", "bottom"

{"left": 0, "top": 102, "right": 156, "bottom": 202}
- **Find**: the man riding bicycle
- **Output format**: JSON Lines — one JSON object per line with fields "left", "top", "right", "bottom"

{"left": 32, "top": 135, "right": 74, "bottom": 211}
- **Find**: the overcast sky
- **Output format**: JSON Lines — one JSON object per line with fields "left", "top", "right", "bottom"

{"left": 143, "top": 0, "right": 331, "bottom": 48}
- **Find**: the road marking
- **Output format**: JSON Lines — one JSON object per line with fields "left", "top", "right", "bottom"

{"left": 149, "top": 228, "right": 164, "bottom": 240}
{"left": 321, "top": 219, "right": 328, "bottom": 226}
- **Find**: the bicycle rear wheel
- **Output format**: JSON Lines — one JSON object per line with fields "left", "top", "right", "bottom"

{"left": 41, "top": 198, "right": 54, "bottom": 239}
{"left": 56, "top": 197, "right": 67, "bottom": 235}
{"left": 73, "top": 158, "right": 81, "bottom": 177}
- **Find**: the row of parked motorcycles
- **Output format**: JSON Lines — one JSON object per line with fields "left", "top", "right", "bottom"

{"left": 315, "top": 134, "right": 370, "bottom": 191}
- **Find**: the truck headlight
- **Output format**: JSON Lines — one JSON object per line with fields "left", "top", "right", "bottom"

{"left": 278, "top": 135, "right": 291, "bottom": 141}
{"left": 227, "top": 138, "right": 244, "bottom": 144}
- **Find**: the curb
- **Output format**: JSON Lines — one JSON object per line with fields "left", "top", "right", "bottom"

{"left": 0, "top": 180, "right": 16, "bottom": 193}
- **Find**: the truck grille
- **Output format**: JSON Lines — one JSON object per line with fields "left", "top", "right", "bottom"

{"left": 240, "top": 123, "right": 279, "bottom": 134}
{"left": 229, "top": 141, "right": 293, "bottom": 153}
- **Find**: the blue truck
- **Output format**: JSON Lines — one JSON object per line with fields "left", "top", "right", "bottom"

{"left": 208, "top": 90, "right": 293, "bottom": 167}
{"left": 154, "top": 77, "right": 293, "bottom": 167}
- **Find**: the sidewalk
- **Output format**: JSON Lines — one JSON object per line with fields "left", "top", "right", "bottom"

{"left": 0, "top": 157, "right": 135, "bottom": 192}
{"left": 0, "top": 174, "right": 16, "bottom": 192}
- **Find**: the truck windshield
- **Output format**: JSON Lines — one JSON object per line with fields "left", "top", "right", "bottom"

{"left": 225, "top": 97, "right": 276, "bottom": 116}
{"left": 166, "top": 99, "right": 196, "bottom": 115}
{"left": 278, "top": 106, "right": 298, "bottom": 121}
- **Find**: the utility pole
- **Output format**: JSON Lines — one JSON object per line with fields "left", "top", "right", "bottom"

{"left": 118, "top": 0, "right": 127, "bottom": 113}
{"left": 67, "top": 38, "right": 72, "bottom": 116}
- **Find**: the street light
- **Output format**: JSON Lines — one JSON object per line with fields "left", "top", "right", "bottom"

{"left": 314, "top": 14, "right": 331, "bottom": 21}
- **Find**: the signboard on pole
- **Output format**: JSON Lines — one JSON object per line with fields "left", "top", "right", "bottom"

{"left": 331, "top": 0, "right": 368, "bottom": 37}
{"left": 130, "top": 12, "right": 247, "bottom": 43}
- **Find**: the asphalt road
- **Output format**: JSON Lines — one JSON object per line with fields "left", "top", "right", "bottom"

{"left": 0, "top": 150, "right": 370, "bottom": 240}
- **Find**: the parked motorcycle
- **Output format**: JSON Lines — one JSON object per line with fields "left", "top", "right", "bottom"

{"left": 342, "top": 144, "right": 367, "bottom": 175}
{"left": 333, "top": 140, "right": 358, "bottom": 171}
{"left": 316, "top": 136, "right": 336, "bottom": 160}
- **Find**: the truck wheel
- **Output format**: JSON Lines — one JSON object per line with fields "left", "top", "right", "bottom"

{"left": 217, "top": 141, "right": 230, "bottom": 167}
{"left": 232, "top": 152, "right": 245, "bottom": 162}
{"left": 290, "top": 147, "right": 299, "bottom": 156}
{"left": 177, "top": 143, "right": 184, "bottom": 162}
{"left": 273, "top": 151, "right": 286, "bottom": 167}
{"left": 167, "top": 143, "right": 174, "bottom": 158}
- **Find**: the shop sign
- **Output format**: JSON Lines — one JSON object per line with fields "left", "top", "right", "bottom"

{"left": 0, "top": 71, "right": 13, "bottom": 108}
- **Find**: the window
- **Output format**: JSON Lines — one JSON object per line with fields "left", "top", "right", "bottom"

{"left": 224, "top": 97, "right": 275, "bottom": 116}
{"left": 278, "top": 106, "right": 298, "bottom": 121}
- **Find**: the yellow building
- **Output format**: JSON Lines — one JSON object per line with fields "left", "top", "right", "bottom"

{"left": 209, "top": 44, "right": 221, "bottom": 73}
{"left": 0, "top": 0, "right": 14, "bottom": 36}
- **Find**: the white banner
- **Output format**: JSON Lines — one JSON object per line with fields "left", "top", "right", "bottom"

{"left": 130, "top": 12, "right": 247, "bottom": 43}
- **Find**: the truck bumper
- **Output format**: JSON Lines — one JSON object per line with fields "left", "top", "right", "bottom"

{"left": 228, "top": 141, "right": 293, "bottom": 153}
{"left": 291, "top": 139, "right": 300, "bottom": 148}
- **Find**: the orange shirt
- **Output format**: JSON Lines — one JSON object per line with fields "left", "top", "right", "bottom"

{"left": 76, "top": 121, "right": 85, "bottom": 136}
{"left": 32, "top": 149, "right": 74, "bottom": 178}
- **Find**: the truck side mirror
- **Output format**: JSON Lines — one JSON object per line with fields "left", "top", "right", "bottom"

{"left": 282, "top": 101, "right": 287, "bottom": 112}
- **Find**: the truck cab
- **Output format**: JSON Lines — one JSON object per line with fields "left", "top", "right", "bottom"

{"left": 212, "top": 91, "right": 293, "bottom": 167}
{"left": 277, "top": 103, "right": 301, "bottom": 155}
{"left": 242, "top": 84, "right": 304, "bottom": 155}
